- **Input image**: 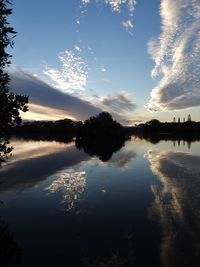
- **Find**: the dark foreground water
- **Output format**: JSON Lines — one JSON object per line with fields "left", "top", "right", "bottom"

{"left": 0, "top": 137, "right": 200, "bottom": 267}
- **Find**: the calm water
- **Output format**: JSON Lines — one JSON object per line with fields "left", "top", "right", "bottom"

{"left": 0, "top": 137, "right": 200, "bottom": 267}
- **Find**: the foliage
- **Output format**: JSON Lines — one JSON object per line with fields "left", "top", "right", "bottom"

{"left": 76, "top": 112, "right": 126, "bottom": 139}
{"left": 0, "top": 0, "right": 28, "bottom": 165}
{"left": 0, "top": 0, "right": 28, "bottom": 130}
{"left": 12, "top": 118, "right": 76, "bottom": 134}
{"left": 132, "top": 114, "right": 195, "bottom": 137}
{"left": 75, "top": 112, "right": 128, "bottom": 161}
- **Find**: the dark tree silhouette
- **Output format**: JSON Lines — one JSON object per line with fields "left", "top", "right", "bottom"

{"left": 76, "top": 112, "right": 126, "bottom": 139}
{"left": 187, "top": 114, "right": 192, "bottom": 122}
{"left": 75, "top": 112, "right": 128, "bottom": 161}
{"left": 0, "top": 219, "right": 23, "bottom": 266}
{"left": 0, "top": 0, "right": 28, "bottom": 129}
{"left": 76, "top": 137, "right": 127, "bottom": 161}
{"left": 0, "top": 0, "right": 28, "bottom": 165}
{"left": 131, "top": 116, "right": 200, "bottom": 146}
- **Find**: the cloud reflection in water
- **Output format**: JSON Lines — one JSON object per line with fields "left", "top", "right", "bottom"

{"left": 148, "top": 150, "right": 200, "bottom": 267}
{"left": 0, "top": 140, "right": 89, "bottom": 194}
{"left": 45, "top": 169, "right": 87, "bottom": 211}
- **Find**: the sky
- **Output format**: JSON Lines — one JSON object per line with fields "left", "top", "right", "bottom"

{"left": 7, "top": 0, "right": 200, "bottom": 124}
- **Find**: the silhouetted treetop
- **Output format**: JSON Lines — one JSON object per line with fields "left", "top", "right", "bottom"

{"left": 147, "top": 119, "right": 160, "bottom": 125}
{"left": 187, "top": 114, "right": 192, "bottom": 122}
{"left": 131, "top": 117, "right": 200, "bottom": 139}
{"left": 76, "top": 112, "right": 126, "bottom": 139}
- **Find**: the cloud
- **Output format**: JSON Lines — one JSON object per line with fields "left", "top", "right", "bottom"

{"left": 81, "top": 0, "right": 136, "bottom": 13}
{"left": 103, "top": 0, "right": 136, "bottom": 13}
{"left": 82, "top": 0, "right": 91, "bottom": 4}
{"left": 74, "top": 45, "right": 82, "bottom": 52}
{"left": 8, "top": 69, "right": 136, "bottom": 124}
{"left": 22, "top": 103, "right": 76, "bottom": 121}
{"left": 101, "top": 65, "right": 107, "bottom": 73}
{"left": 44, "top": 49, "right": 88, "bottom": 94}
{"left": 122, "top": 19, "right": 134, "bottom": 33}
{"left": 87, "top": 46, "right": 94, "bottom": 55}
{"left": 101, "top": 92, "right": 136, "bottom": 113}
{"left": 81, "top": 0, "right": 136, "bottom": 30}
{"left": 9, "top": 69, "right": 102, "bottom": 121}
{"left": 147, "top": 0, "right": 200, "bottom": 112}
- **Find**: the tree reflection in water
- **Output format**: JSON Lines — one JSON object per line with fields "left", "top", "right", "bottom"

{"left": 148, "top": 150, "right": 200, "bottom": 267}
{"left": 0, "top": 218, "right": 23, "bottom": 267}
{"left": 0, "top": 137, "right": 13, "bottom": 168}
{"left": 75, "top": 137, "right": 128, "bottom": 162}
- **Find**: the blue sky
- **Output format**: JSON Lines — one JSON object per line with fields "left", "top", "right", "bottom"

{"left": 8, "top": 0, "right": 200, "bottom": 124}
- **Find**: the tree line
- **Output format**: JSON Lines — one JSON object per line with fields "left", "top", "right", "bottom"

{"left": 131, "top": 117, "right": 200, "bottom": 136}
{"left": 11, "top": 112, "right": 127, "bottom": 139}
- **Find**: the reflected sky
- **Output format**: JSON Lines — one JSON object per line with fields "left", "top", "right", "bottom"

{"left": 3, "top": 139, "right": 74, "bottom": 166}
{"left": 148, "top": 150, "right": 200, "bottom": 267}
{"left": 45, "top": 169, "right": 87, "bottom": 211}
{"left": 0, "top": 139, "right": 89, "bottom": 194}
{"left": 108, "top": 145, "right": 137, "bottom": 170}
{"left": 0, "top": 138, "right": 200, "bottom": 266}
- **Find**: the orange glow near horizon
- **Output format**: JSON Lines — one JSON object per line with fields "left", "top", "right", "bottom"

{"left": 21, "top": 103, "right": 77, "bottom": 121}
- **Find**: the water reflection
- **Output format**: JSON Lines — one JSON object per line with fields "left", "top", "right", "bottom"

{"left": 45, "top": 169, "right": 86, "bottom": 211}
{"left": 108, "top": 148, "right": 137, "bottom": 170}
{"left": 76, "top": 137, "right": 128, "bottom": 161}
{"left": 0, "top": 137, "right": 13, "bottom": 167}
{"left": 135, "top": 133, "right": 200, "bottom": 149}
{"left": 1, "top": 137, "right": 200, "bottom": 266}
{"left": 148, "top": 150, "right": 200, "bottom": 267}
{"left": 172, "top": 139, "right": 192, "bottom": 149}
{"left": 0, "top": 140, "right": 89, "bottom": 193}
{"left": 0, "top": 218, "right": 23, "bottom": 266}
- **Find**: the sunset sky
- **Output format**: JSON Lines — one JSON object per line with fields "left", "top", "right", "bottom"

{"left": 8, "top": 0, "right": 200, "bottom": 124}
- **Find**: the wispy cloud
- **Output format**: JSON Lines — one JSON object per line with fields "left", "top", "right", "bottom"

{"left": 74, "top": 45, "right": 82, "bottom": 52}
{"left": 147, "top": 0, "right": 200, "bottom": 112}
{"left": 104, "top": 0, "right": 136, "bottom": 13}
{"left": 9, "top": 69, "right": 137, "bottom": 124}
{"left": 101, "top": 65, "right": 107, "bottom": 72}
{"left": 22, "top": 103, "right": 76, "bottom": 121}
{"left": 81, "top": 0, "right": 136, "bottom": 12}
{"left": 81, "top": 0, "right": 136, "bottom": 31}
{"left": 122, "top": 19, "right": 134, "bottom": 33}
{"left": 44, "top": 49, "right": 88, "bottom": 94}
{"left": 9, "top": 69, "right": 102, "bottom": 121}
{"left": 82, "top": 0, "right": 91, "bottom": 4}
{"left": 101, "top": 92, "right": 136, "bottom": 113}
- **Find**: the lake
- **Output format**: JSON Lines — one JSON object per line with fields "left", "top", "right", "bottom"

{"left": 0, "top": 137, "right": 200, "bottom": 267}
